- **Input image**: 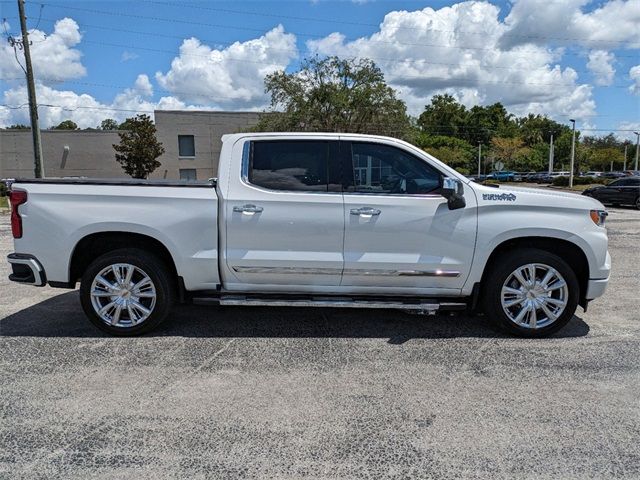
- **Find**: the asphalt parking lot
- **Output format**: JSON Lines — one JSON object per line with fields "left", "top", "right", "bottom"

{"left": 1, "top": 207, "right": 639, "bottom": 479}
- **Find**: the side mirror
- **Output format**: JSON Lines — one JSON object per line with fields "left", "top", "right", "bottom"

{"left": 441, "top": 177, "right": 466, "bottom": 210}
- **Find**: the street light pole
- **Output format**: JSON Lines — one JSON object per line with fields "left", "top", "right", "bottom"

{"left": 569, "top": 119, "right": 576, "bottom": 188}
{"left": 477, "top": 143, "right": 482, "bottom": 178}
{"left": 634, "top": 132, "right": 639, "bottom": 171}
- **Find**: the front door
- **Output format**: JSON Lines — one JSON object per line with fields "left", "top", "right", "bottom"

{"left": 340, "top": 140, "right": 477, "bottom": 294}
{"left": 223, "top": 139, "right": 344, "bottom": 289}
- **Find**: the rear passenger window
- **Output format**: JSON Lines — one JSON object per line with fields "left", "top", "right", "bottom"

{"left": 249, "top": 141, "right": 329, "bottom": 192}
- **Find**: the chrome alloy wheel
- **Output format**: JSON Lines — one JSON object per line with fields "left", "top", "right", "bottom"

{"left": 500, "top": 263, "right": 569, "bottom": 329}
{"left": 90, "top": 263, "right": 157, "bottom": 328}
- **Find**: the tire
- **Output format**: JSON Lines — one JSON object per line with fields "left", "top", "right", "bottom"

{"left": 80, "top": 248, "right": 175, "bottom": 336}
{"left": 635, "top": 196, "right": 640, "bottom": 210}
{"left": 482, "top": 248, "right": 579, "bottom": 338}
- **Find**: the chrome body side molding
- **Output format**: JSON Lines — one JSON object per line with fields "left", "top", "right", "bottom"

{"left": 232, "top": 266, "right": 460, "bottom": 277}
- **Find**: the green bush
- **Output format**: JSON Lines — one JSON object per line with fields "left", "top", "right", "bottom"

{"left": 0, "top": 181, "right": 7, "bottom": 197}
{"left": 552, "top": 176, "right": 608, "bottom": 186}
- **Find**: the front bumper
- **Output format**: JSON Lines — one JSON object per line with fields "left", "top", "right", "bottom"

{"left": 585, "top": 250, "right": 611, "bottom": 300}
{"left": 7, "top": 253, "right": 46, "bottom": 286}
{"left": 586, "top": 277, "right": 609, "bottom": 300}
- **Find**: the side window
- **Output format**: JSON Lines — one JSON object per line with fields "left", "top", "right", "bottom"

{"left": 249, "top": 141, "right": 329, "bottom": 192}
{"left": 178, "top": 135, "right": 195, "bottom": 157}
{"left": 609, "top": 179, "right": 624, "bottom": 187}
{"left": 347, "top": 142, "right": 442, "bottom": 195}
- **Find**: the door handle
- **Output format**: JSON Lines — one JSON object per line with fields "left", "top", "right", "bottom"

{"left": 350, "top": 207, "right": 381, "bottom": 217}
{"left": 233, "top": 204, "right": 264, "bottom": 214}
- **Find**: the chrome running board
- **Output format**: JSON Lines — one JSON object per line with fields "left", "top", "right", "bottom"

{"left": 207, "top": 295, "right": 467, "bottom": 314}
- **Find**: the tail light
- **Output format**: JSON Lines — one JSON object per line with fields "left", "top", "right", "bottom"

{"left": 9, "top": 189, "right": 28, "bottom": 239}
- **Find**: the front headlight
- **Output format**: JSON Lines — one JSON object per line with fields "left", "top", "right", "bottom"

{"left": 590, "top": 209, "right": 607, "bottom": 227}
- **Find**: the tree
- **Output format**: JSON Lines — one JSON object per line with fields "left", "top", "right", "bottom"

{"left": 52, "top": 120, "right": 78, "bottom": 130}
{"left": 517, "top": 114, "right": 569, "bottom": 147}
{"left": 113, "top": 114, "right": 165, "bottom": 179}
{"left": 8, "top": 124, "right": 30, "bottom": 129}
{"left": 417, "top": 94, "right": 467, "bottom": 137}
{"left": 415, "top": 134, "right": 474, "bottom": 171}
{"left": 99, "top": 118, "right": 119, "bottom": 130}
{"left": 490, "top": 137, "right": 530, "bottom": 169}
{"left": 254, "top": 56, "right": 410, "bottom": 138}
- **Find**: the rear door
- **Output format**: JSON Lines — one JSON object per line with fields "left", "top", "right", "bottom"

{"left": 340, "top": 140, "right": 477, "bottom": 294}
{"left": 222, "top": 138, "right": 344, "bottom": 289}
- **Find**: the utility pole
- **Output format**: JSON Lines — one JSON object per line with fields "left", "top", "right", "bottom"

{"left": 477, "top": 143, "right": 482, "bottom": 178}
{"left": 17, "top": 0, "right": 44, "bottom": 178}
{"left": 548, "top": 134, "right": 554, "bottom": 173}
{"left": 569, "top": 119, "right": 576, "bottom": 188}
{"left": 634, "top": 132, "right": 639, "bottom": 171}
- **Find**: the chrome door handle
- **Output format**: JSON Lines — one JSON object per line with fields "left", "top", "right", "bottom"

{"left": 233, "top": 204, "right": 264, "bottom": 214}
{"left": 350, "top": 207, "right": 381, "bottom": 217}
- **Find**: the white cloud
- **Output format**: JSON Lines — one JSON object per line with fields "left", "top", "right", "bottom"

{"left": 501, "top": 0, "right": 640, "bottom": 49}
{"left": 587, "top": 50, "right": 615, "bottom": 86}
{"left": 0, "top": 18, "right": 85, "bottom": 83}
{"left": 0, "top": 75, "right": 187, "bottom": 129}
{"left": 629, "top": 65, "right": 640, "bottom": 95}
{"left": 155, "top": 25, "right": 297, "bottom": 109}
{"left": 307, "top": 2, "right": 597, "bottom": 120}
{"left": 121, "top": 51, "right": 140, "bottom": 62}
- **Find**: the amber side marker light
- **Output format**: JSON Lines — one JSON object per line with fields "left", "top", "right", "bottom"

{"left": 590, "top": 209, "right": 607, "bottom": 227}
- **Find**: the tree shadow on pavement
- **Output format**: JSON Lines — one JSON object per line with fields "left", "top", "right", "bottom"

{"left": 0, "top": 290, "right": 590, "bottom": 341}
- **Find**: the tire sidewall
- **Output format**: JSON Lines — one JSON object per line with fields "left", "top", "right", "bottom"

{"left": 483, "top": 248, "right": 580, "bottom": 337}
{"left": 80, "top": 248, "right": 174, "bottom": 336}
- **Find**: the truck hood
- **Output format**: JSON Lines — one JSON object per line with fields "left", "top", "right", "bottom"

{"left": 472, "top": 183, "right": 605, "bottom": 210}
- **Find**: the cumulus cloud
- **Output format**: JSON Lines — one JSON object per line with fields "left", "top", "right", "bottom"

{"left": 587, "top": 50, "right": 615, "bottom": 86}
{"left": 0, "top": 18, "right": 85, "bottom": 83}
{"left": 629, "top": 65, "right": 640, "bottom": 95}
{"left": 501, "top": 0, "right": 640, "bottom": 49}
{"left": 155, "top": 25, "right": 297, "bottom": 109}
{"left": 307, "top": 1, "right": 597, "bottom": 119}
{"left": 0, "top": 75, "right": 187, "bottom": 129}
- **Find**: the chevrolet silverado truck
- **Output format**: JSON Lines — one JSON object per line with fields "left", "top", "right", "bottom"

{"left": 6, "top": 133, "right": 610, "bottom": 337}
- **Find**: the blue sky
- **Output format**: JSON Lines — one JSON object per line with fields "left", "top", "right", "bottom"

{"left": 0, "top": 0, "right": 638, "bottom": 139}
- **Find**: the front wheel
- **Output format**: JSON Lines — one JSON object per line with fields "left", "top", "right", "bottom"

{"left": 80, "top": 248, "right": 175, "bottom": 336}
{"left": 483, "top": 248, "right": 579, "bottom": 337}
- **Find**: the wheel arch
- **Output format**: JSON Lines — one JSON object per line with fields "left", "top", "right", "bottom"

{"left": 69, "top": 231, "right": 179, "bottom": 286}
{"left": 479, "top": 236, "right": 590, "bottom": 308}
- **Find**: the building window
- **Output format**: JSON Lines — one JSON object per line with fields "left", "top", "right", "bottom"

{"left": 179, "top": 168, "right": 197, "bottom": 181}
{"left": 178, "top": 135, "right": 195, "bottom": 157}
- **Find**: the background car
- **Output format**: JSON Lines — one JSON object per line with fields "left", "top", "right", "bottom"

{"left": 490, "top": 170, "right": 516, "bottom": 181}
{"left": 601, "top": 171, "right": 626, "bottom": 179}
{"left": 582, "top": 177, "right": 640, "bottom": 209}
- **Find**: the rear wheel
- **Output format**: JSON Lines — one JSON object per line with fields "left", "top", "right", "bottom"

{"left": 635, "top": 196, "right": 640, "bottom": 210}
{"left": 483, "top": 248, "right": 579, "bottom": 337}
{"left": 80, "top": 248, "right": 175, "bottom": 335}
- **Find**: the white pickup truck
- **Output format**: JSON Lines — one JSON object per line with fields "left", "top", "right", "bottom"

{"left": 7, "top": 133, "right": 610, "bottom": 337}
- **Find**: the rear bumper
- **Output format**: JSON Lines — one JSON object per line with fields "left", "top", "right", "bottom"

{"left": 7, "top": 253, "right": 46, "bottom": 286}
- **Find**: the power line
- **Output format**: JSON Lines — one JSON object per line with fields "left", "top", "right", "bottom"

{"left": 1, "top": 103, "right": 636, "bottom": 133}
{"left": 37, "top": 3, "right": 640, "bottom": 59}
{"left": 139, "top": 0, "right": 639, "bottom": 47}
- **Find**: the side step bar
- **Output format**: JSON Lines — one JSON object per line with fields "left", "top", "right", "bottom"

{"left": 194, "top": 294, "right": 467, "bottom": 314}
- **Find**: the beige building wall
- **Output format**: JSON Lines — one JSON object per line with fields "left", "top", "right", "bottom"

{"left": 1, "top": 110, "right": 261, "bottom": 180}
{"left": 153, "top": 110, "right": 260, "bottom": 180}
{"left": 0, "top": 130, "right": 124, "bottom": 179}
